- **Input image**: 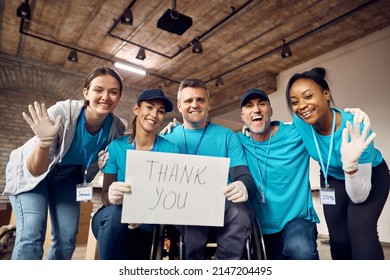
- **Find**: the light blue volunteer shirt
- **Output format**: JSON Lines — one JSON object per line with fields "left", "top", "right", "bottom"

{"left": 162, "top": 122, "right": 248, "bottom": 184}
{"left": 103, "top": 134, "right": 178, "bottom": 232}
{"left": 103, "top": 135, "right": 178, "bottom": 181}
{"left": 293, "top": 108, "right": 382, "bottom": 180}
{"left": 61, "top": 108, "right": 113, "bottom": 165}
{"left": 238, "top": 121, "right": 319, "bottom": 234}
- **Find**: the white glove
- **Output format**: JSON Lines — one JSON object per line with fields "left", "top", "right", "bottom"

{"left": 22, "top": 101, "right": 62, "bottom": 148}
{"left": 341, "top": 119, "right": 376, "bottom": 173}
{"left": 344, "top": 108, "right": 370, "bottom": 126}
{"left": 128, "top": 223, "right": 140, "bottom": 230}
{"left": 98, "top": 150, "right": 109, "bottom": 170}
{"left": 159, "top": 118, "right": 181, "bottom": 135}
{"left": 223, "top": 181, "right": 248, "bottom": 203}
{"left": 108, "top": 181, "right": 131, "bottom": 205}
{"left": 241, "top": 125, "right": 251, "bottom": 137}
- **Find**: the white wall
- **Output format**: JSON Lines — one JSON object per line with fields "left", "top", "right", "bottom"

{"left": 213, "top": 26, "right": 390, "bottom": 242}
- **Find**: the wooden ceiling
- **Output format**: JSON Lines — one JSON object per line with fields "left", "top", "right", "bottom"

{"left": 1, "top": 0, "right": 390, "bottom": 118}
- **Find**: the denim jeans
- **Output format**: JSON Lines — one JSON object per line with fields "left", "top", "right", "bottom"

{"left": 91, "top": 204, "right": 154, "bottom": 260}
{"left": 263, "top": 218, "right": 319, "bottom": 260}
{"left": 9, "top": 164, "right": 82, "bottom": 260}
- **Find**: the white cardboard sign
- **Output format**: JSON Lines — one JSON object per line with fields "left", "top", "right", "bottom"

{"left": 121, "top": 150, "right": 230, "bottom": 226}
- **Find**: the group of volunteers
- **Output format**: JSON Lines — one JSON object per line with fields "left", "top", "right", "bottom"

{"left": 4, "top": 65, "right": 389, "bottom": 260}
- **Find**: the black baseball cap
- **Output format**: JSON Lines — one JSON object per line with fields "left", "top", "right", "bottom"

{"left": 240, "top": 88, "right": 270, "bottom": 107}
{"left": 137, "top": 89, "right": 173, "bottom": 112}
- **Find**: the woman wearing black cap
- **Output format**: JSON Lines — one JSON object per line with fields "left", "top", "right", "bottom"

{"left": 91, "top": 89, "right": 178, "bottom": 260}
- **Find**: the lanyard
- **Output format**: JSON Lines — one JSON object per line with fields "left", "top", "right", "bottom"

{"left": 182, "top": 123, "right": 208, "bottom": 155}
{"left": 250, "top": 128, "right": 273, "bottom": 193}
{"left": 311, "top": 109, "right": 336, "bottom": 188}
{"left": 82, "top": 111, "right": 104, "bottom": 183}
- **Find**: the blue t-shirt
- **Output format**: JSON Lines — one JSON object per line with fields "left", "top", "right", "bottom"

{"left": 293, "top": 108, "right": 383, "bottom": 180}
{"left": 103, "top": 135, "right": 178, "bottom": 181}
{"left": 238, "top": 121, "right": 319, "bottom": 234}
{"left": 162, "top": 122, "right": 247, "bottom": 184}
{"left": 61, "top": 108, "right": 113, "bottom": 166}
{"left": 103, "top": 134, "right": 178, "bottom": 232}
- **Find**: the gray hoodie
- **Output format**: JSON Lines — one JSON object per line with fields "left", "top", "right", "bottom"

{"left": 4, "top": 99, "right": 126, "bottom": 196}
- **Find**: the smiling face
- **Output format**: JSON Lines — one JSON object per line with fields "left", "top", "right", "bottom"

{"left": 289, "top": 78, "right": 331, "bottom": 126}
{"left": 134, "top": 99, "right": 166, "bottom": 133}
{"left": 241, "top": 97, "right": 272, "bottom": 138}
{"left": 83, "top": 74, "right": 121, "bottom": 117}
{"left": 177, "top": 86, "right": 211, "bottom": 129}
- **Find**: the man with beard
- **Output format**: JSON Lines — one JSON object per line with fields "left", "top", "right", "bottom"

{"left": 238, "top": 88, "right": 320, "bottom": 260}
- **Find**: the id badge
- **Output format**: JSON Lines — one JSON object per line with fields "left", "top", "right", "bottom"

{"left": 320, "top": 187, "right": 336, "bottom": 205}
{"left": 76, "top": 182, "right": 93, "bottom": 201}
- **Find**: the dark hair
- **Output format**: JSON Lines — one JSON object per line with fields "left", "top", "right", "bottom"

{"left": 83, "top": 66, "right": 123, "bottom": 106}
{"left": 129, "top": 89, "right": 172, "bottom": 143}
{"left": 129, "top": 116, "right": 137, "bottom": 143}
{"left": 177, "top": 78, "right": 210, "bottom": 101}
{"left": 285, "top": 67, "right": 335, "bottom": 114}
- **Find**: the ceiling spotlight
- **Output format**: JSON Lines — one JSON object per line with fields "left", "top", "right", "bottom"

{"left": 281, "top": 39, "right": 292, "bottom": 58}
{"left": 67, "top": 50, "right": 78, "bottom": 62}
{"left": 136, "top": 48, "right": 146, "bottom": 60}
{"left": 215, "top": 77, "right": 224, "bottom": 87}
{"left": 192, "top": 39, "right": 203, "bottom": 54}
{"left": 120, "top": 7, "right": 133, "bottom": 25}
{"left": 17, "top": 1, "right": 31, "bottom": 20}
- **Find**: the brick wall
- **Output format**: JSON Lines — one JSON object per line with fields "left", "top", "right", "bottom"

{"left": 0, "top": 88, "right": 61, "bottom": 197}
{"left": 0, "top": 54, "right": 179, "bottom": 200}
